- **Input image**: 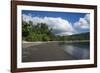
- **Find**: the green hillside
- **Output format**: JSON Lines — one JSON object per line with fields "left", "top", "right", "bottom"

{"left": 63, "top": 32, "right": 90, "bottom": 41}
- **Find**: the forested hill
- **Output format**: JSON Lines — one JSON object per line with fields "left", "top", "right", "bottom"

{"left": 63, "top": 32, "right": 90, "bottom": 41}
{"left": 71, "top": 32, "right": 89, "bottom": 36}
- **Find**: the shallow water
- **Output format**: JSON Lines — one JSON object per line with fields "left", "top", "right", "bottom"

{"left": 59, "top": 42, "right": 90, "bottom": 59}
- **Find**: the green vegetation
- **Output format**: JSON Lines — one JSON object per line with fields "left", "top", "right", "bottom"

{"left": 22, "top": 21, "right": 54, "bottom": 41}
{"left": 22, "top": 21, "right": 90, "bottom": 42}
{"left": 60, "top": 32, "right": 90, "bottom": 41}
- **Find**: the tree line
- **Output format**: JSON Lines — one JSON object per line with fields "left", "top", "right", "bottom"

{"left": 22, "top": 21, "right": 89, "bottom": 42}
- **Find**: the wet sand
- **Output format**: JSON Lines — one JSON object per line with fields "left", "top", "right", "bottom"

{"left": 22, "top": 42, "right": 78, "bottom": 62}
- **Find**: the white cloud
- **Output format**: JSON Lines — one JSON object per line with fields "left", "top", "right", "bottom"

{"left": 22, "top": 14, "right": 33, "bottom": 22}
{"left": 22, "top": 14, "right": 76, "bottom": 36}
{"left": 74, "top": 14, "right": 90, "bottom": 29}
{"left": 84, "top": 14, "right": 90, "bottom": 24}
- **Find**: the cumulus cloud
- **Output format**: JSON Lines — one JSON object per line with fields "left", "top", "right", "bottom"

{"left": 22, "top": 14, "right": 75, "bottom": 36}
{"left": 74, "top": 14, "right": 90, "bottom": 29}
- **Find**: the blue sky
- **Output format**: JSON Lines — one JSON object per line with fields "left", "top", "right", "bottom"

{"left": 22, "top": 10, "right": 90, "bottom": 36}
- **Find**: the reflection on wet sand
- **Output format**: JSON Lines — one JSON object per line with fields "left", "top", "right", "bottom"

{"left": 62, "top": 43, "right": 90, "bottom": 59}
{"left": 22, "top": 42, "right": 90, "bottom": 62}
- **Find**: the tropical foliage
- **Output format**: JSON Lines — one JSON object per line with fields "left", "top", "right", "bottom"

{"left": 22, "top": 21, "right": 89, "bottom": 41}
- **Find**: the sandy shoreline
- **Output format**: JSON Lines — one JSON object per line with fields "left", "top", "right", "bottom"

{"left": 23, "top": 40, "right": 89, "bottom": 43}
{"left": 22, "top": 40, "right": 89, "bottom": 62}
{"left": 22, "top": 40, "right": 89, "bottom": 48}
{"left": 22, "top": 41, "right": 77, "bottom": 62}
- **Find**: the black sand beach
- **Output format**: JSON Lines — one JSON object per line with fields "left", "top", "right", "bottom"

{"left": 22, "top": 42, "right": 77, "bottom": 62}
